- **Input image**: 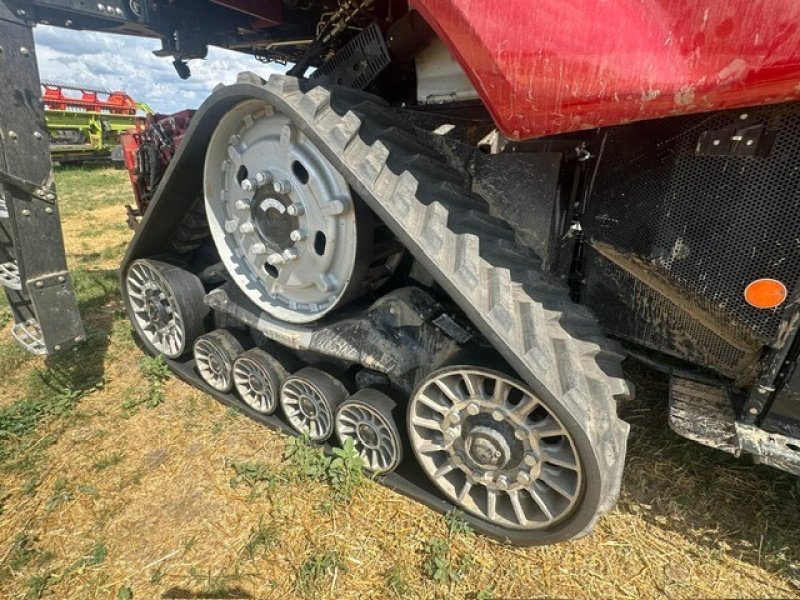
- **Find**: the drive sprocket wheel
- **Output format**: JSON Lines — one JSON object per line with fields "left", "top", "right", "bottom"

{"left": 409, "top": 366, "right": 583, "bottom": 531}
{"left": 204, "top": 99, "right": 377, "bottom": 323}
{"left": 125, "top": 258, "right": 208, "bottom": 359}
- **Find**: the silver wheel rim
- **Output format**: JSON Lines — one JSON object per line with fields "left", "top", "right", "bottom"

{"left": 233, "top": 354, "right": 279, "bottom": 413}
{"left": 409, "top": 367, "right": 582, "bottom": 530}
{"left": 194, "top": 337, "right": 234, "bottom": 392}
{"left": 336, "top": 402, "right": 401, "bottom": 473}
{"left": 204, "top": 99, "right": 360, "bottom": 323}
{"left": 281, "top": 377, "right": 334, "bottom": 440}
{"left": 126, "top": 260, "right": 186, "bottom": 358}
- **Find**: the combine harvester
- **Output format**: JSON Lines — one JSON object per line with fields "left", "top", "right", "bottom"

{"left": 1, "top": 0, "right": 799, "bottom": 545}
{"left": 41, "top": 80, "right": 151, "bottom": 164}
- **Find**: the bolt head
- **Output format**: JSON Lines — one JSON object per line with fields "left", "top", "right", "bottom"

{"left": 491, "top": 410, "right": 504, "bottom": 422}
{"left": 241, "top": 179, "right": 254, "bottom": 192}
{"left": 45, "top": 207, "right": 54, "bottom": 214}
{"left": 748, "top": 406, "right": 759, "bottom": 415}
{"left": 496, "top": 474, "right": 509, "bottom": 490}
{"left": 235, "top": 199, "right": 250, "bottom": 210}
{"left": 238, "top": 222, "right": 254, "bottom": 234}
{"left": 267, "top": 253, "right": 284, "bottom": 266}
{"left": 286, "top": 203, "right": 304, "bottom": 216}
{"left": 514, "top": 429, "right": 527, "bottom": 441}
{"left": 289, "top": 229, "right": 306, "bottom": 242}
{"left": 251, "top": 243, "right": 268, "bottom": 255}
{"left": 224, "top": 219, "right": 238, "bottom": 233}
{"left": 324, "top": 200, "right": 345, "bottom": 215}
{"left": 466, "top": 403, "right": 480, "bottom": 416}
{"left": 254, "top": 170, "right": 272, "bottom": 186}
{"left": 516, "top": 471, "right": 532, "bottom": 486}
{"left": 523, "top": 452, "right": 538, "bottom": 467}
{"left": 273, "top": 180, "right": 291, "bottom": 194}
{"left": 21, "top": 209, "right": 30, "bottom": 216}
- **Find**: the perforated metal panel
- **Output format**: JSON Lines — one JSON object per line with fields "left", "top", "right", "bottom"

{"left": 583, "top": 101, "right": 800, "bottom": 377}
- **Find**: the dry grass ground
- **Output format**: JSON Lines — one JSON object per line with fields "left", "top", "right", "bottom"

{"left": 0, "top": 166, "right": 799, "bottom": 599}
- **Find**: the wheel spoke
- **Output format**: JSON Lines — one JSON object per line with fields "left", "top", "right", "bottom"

{"left": 410, "top": 366, "right": 583, "bottom": 531}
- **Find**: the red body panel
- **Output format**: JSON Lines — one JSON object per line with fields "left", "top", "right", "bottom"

{"left": 411, "top": 0, "right": 800, "bottom": 139}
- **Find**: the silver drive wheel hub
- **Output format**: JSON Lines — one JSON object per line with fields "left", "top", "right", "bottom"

{"left": 409, "top": 367, "right": 583, "bottom": 530}
{"left": 204, "top": 99, "right": 360, "bottom": 323}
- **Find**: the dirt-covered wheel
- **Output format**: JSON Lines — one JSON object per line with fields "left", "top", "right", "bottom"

{"left": 335, "top": 389, "right": 403, "bottom": 473}
{"left": 232, "top": 347, "right": 288, "bottom": 414}
{"left": 193, "top": 329, "right": 245, "bottom": 392}
{"left": 280, "top": 367, "right": 348, "bottom": 441}
{"left": 124, "top": 258, "right": 208, "bottom": 359}
{"left": 409, "top": 365, "right": 604, "bottom": 538}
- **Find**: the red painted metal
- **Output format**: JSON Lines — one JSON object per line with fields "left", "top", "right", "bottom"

{"left": 41, "top": 84, "right": 138, "bottom": 115}
{"left": 411, "top": 0, "right": 800, "bottom": 140}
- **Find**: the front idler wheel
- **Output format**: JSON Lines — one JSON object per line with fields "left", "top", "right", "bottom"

{"left": 280, "top": 367, "right": 347, "bottom": 442}
{"left": 232, "top": 348, "right": 288, "bottom": 414}
{"left": 408, "top": 366, "right": 583, "bottom": 531}
{"left": 125, "top": 258, "right": 208, "bottom": 359}
{"left": 193, "top": 329, "right": 245, "bottom": 393}
{"left": 335, "top": 389, "right": 404, "bottom": 474}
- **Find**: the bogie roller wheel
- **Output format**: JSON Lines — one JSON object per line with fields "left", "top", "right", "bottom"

{"left": 335, "top": 389, "right": 403, "bottom": 474}
{"left": 409, "top": 365, "right": 595, "bottom": 536}
{"left": 193, "top": 329, "right": 245, "bottom": 393}
{"left": 125, "top": 258, "right": 208, "bottom": 359}
{"left": 233, "top": 348, "right": 288, "bottom": 414}
{"left": 280, "top": 367, "right": 347, "bottom": 442}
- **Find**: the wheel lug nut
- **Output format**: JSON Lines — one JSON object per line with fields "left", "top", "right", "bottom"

{"left": 289, "top": 229, "right": 306, "bottom": 242}
{"left": 286, "top": 203, "right": 304, "bottom": 216}
{"left": 254, "top": 170, "right": 272, "bottom": 186}
{"left": 251, "top": 243, "right": 268, "bottom": 255}
{"left": 273, "top": 180, "right": 291, "bottom": 194}
{"left": 224, "top": 219, "right": 239, "bottom": 233}
{"left": 241, "top": 179, "right": 254, "bottom": 192}
{"left": 235, "top": 199, "right": 251, "bottom": 210}
{"left": 524, "top": 452, "right": 538, "bottom": 467}
{"left": 491, "top": 410, "right": 504, "bottom": 421}
{"left": 466, "top": 403, "right": 480, "bottom": 416}
{"left": 267, "top": 253, "right": 285, "bottom": 266}
{"left": 323, "top": 199, "right": 345, "bottom": 215}
{"left": 452, "top": 452, "right": 464, "bottom": 466}
{"left": 239, "top": 222, "right": 254, "bottom": 234}
{"left": 516, "top": 471, "right": 532, "bottom": 486}
{"left": 514, "top": 429, "right": 527, "bottom": 441}
{"left": 496, "top": 475, "right": 509, "bottom": 490}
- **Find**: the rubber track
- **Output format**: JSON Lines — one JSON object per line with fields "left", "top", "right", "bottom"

{"left": 169, "top": 197, "right": 210, "bottom": 254}
{"left": 234, "top": 73, "right": 631, "bottom": 536}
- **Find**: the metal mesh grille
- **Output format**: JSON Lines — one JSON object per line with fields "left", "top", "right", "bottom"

{"left": 586, "top": 102, "right": 800, "bottom": 346}
{"left": 584, "top": 251, "right": 758, "bottom": 380}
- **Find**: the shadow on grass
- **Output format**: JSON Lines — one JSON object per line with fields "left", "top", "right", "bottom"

{"left": 0, "top": 268, "right": 122, "bottom": 469}
{"left": 619, "top": 362, "right": 800, "bottom": 584}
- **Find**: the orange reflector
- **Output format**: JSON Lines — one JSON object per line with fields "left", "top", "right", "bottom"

{"left": 744, "top": 278, "right": 787, "bottom": 309}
